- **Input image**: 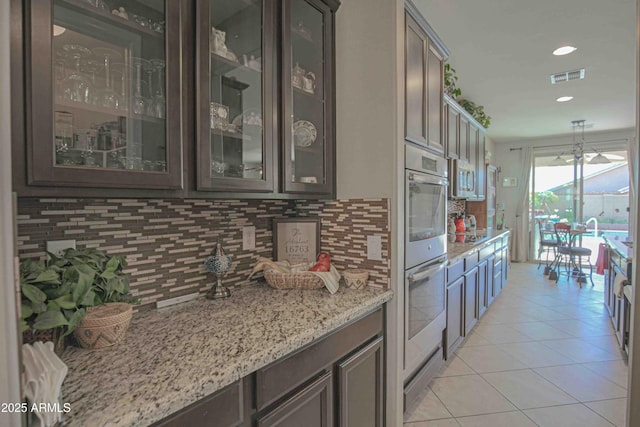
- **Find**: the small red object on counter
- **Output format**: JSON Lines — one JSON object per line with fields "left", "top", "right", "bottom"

{"left": 310, "top": 252, "right": 331, "bottom": 271}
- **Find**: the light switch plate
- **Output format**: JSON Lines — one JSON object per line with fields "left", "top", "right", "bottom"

{"left": 367, "top": 235, "right": 382, "bottom": 261}
{"left": 46, "top": 239, "right": 76, "bottom": 256}
{"left": 243, "top": 226, "right": 256, "bottom": 250}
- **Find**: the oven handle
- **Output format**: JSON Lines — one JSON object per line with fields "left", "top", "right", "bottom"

{"left": 408, "top": 172, "right": 448, "bottom": 187}
{"left": 408, "top": 257, "right": 447, "bottom": 283}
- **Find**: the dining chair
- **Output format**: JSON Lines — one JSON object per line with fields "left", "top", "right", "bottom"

{"left": 551, "top": 222, "right": 594, "bottom": 287}
{"left": 536, "top": 219, "right": 558, "bottom": 274}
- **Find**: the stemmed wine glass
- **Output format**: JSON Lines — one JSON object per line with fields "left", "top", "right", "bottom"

{"left": 131, "top": 58, "right": 150, "bottom": 115}
{"left": 92, "top": 47, "right": 122, "bottom": 110}
{"left": 61, "top": 44, "right": 93, "bottom": 104}
{"left": 149, "top": 59, "right": 166, "bottom": 119}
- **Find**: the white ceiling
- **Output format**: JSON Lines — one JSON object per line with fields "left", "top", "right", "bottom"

{"left": 413, "top": 0, "right": 637, "bottom": 143}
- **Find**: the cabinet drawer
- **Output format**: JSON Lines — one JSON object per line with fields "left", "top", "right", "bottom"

{"left": 447, "top": 258, "right": 464, "bottom": 284}
{"left": 479, "top": 243, "right": 494, "bottom": 261}
{"left": 464, "top": 251, "right": 479, "bottom": 270}
{"left": 256, "top": 309, "right": 382, "bottom": 411}
{"left": 153, "top": 379, "right": 243, "bottom": 427}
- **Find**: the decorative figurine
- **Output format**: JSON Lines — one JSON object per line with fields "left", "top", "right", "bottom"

{"left": 204, "top": 242, "right": 233, "bottom": 300}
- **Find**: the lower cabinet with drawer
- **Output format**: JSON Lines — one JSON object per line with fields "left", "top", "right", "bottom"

{"left": 445, "top": 232, "right": 510, "bottom": 359}
{"left": 255, "top": 309, "right": 384, "bottom": 427}
{"left": 153, "top": 308, "right": 384, "bottom": 427}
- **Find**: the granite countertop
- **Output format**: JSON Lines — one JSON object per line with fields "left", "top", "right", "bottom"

{"left": 603, "top": 234, "right": 633, "bottom": 262}
{"left": 60, "top": 284, "right": 393, "bottom": 427}
{"left": 447, "top": 229, "right": 511, "bottom": 260}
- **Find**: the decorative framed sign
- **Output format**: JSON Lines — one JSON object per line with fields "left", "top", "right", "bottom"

{"left": 272, "top": 217, "right": 321, "bottom": 263}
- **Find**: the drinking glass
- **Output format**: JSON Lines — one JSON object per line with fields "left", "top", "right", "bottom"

{"left": 61, "top": 44, "right": 93, "bottom": 104}
{"left": 131, "top": 58, "right": 150, "bottom": 115}
{"left": 150, "top": 59, "right": 166, "bottom": 119}
{"left": 92, "top": 47, "right": 122, "bottom": 110}
{"left": 145, "top": 66, "right": 155, "bottom": 116}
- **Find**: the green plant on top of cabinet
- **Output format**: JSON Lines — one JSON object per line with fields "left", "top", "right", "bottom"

{"left": 404, "top": 12, "right": 445, "bottom": 154}
{"left": 24, "top": 0, "right": 183, "bottom": 190}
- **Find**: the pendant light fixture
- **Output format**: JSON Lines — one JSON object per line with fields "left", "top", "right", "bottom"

{"left": 549, "top": 155, "right": 568, "bottom": 166}
{"left": 588, "top": 152, "right": 611, "bottom": 164}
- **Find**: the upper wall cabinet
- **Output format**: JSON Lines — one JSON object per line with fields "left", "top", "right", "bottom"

{"left": 404, "top": 12, "right": 444, "bottom": 154}
{"left": 196, "top": 0, "right": 277, "bottom": 193}
{"left": 15, "top": 0, "right": 339, "bottom": 198}
{"left": 25, "top": 0, "right": 183, "bottom": 190}
{"left": 282, "top": 0, "right": 335, "bottom": 195}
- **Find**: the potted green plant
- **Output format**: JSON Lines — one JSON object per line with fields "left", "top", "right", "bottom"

{"left": 20, "top": 248, "right": 138, "bottom": 351}
{"left": 458, "top": 98, "right": 492, "bottom": 129}
{"left": 444, "top": 62, "right": 462, "bottom": 98}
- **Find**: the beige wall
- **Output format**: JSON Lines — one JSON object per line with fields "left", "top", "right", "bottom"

{"left": 335, "top": 0, "right": 399, "bottom": 199}
{"left": 335, "top": 0, "right": 405, "bottom": 425}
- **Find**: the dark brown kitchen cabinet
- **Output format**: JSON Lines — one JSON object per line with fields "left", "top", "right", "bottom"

{"left": 196, "top": 0, "right": 277, "bottom": 192}
{"left": 337, "top": 337, "right": 384, "bottom": 427}
{"left": 445, "top": 101, "right": 459, "bottom": 159}
{"left": 464, "top": 267, "right": 478, "bottom": 335}
{"left": 14, "top": 0, "right": 339, "bottom": 198}
{"left": 22, "top": 0, "right": 183, "bottom": 191}
{"left": 475, "top": 132, "right": 486, "bottom": 200}
{"left": 446, "top": 276, "right": 464, "bottom": 358}
{"left": 486, "top": 254, "right": 496, "bottom": 306}
{"left": 257, "top": 372, "right": 333, "bottom": 427}
{"left": 458, "top": 115, "right": 470, "bottom": 162}
{"left": 196, "top": 0, "right": 338, "bottom": 196}
{"left": 477, "top": 259, "right": 488, "bottom": 317}
{"left": 404, "top": 12, "right": 445, "bottom": 154}
{"left": 152, "top": 379, "right": 249, "bottom": 427}
{"left": 282, "top": 0, "right": 335, "bottom": 195}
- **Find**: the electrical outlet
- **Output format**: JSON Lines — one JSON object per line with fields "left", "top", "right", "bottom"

{"left": 46, "top": 239, "right": 76, "bottom": 256}
{"left": 243, "top": 226, "right": 256, "bottom": 250}
{"left": 367, "top": 235, "right": 382, "bottom": 261}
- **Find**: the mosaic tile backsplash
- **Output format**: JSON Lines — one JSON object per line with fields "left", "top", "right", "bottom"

{"left": 17, "top": 198, "right": 390, "bottom": 311}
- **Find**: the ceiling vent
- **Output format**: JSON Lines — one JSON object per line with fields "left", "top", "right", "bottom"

{"left": 550, "top": 68, "right": 585, "bottom": 84}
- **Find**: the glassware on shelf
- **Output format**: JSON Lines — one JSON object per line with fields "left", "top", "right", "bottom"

{"left": 61, "top": 44, "right": 93, "bottom": 104}
{"left": 92, "top": 47, "right": 123, "bottom": 110}
{"left": 80, "top": 59, "right": 102, "bottom": 105}
{"left": 111, "top": 62, "right": 129, "bottom": 112}
{"left": 150, "top": 59, "right": 166, "bottom": 119}
{"left": 144, "top": 65, "right": 155, "bottom": 117}
{"left": 131, "top": 57, "right": 150, "bottom": 116}
{"left": 54, "top": 56, "right": 67, "bottom": 102}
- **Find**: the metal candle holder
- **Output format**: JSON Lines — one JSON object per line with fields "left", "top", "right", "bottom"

{"left": 204, "top": 242, "right": 232, "bottom": 300}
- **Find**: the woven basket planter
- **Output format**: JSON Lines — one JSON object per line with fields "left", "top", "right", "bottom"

{"left": 343, "top": 269, "right": 369, "bottom": 290}
{"left": 263, "top": 269, "right": 324, "bottom": 290}
{"left": 73, "top": 302, "right": 132, "bottom": 349}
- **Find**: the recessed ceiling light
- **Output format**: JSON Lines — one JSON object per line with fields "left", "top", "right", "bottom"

{"left": 553, "top": 46, "right": 577, "bottom": 56}
{"left": 556, "top": 96, "right": 573, "bottom": 102}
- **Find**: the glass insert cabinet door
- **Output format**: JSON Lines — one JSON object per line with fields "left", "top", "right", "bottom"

{"left": 283, "top": 0, "right": 333, "bottom": 194}
{"left": 196, "top": 0, "right": 276, "bottom": 192}
{"left": 28, "top": 0, "right": 182, "bottom": 189}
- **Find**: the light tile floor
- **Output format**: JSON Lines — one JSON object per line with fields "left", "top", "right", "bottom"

{"left": 404, "top": 263, "right": 628, "bottom": 427}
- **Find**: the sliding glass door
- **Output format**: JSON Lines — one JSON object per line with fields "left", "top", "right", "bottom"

{"left": 531, "top": 145, "right": 629, "bottom": 260}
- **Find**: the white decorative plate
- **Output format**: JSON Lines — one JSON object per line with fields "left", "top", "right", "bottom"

{"left": 293, "top": 120, "right": 317, "bottom": 148}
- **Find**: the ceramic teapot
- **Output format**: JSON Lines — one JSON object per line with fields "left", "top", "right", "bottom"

{"left": 292, "top": 63, "right": 305, "bottom": 89}
{"left": 302, "top": 72, "right": 316, "bottom": 94}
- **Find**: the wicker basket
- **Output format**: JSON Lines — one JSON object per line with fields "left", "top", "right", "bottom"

{"left": 263, "top": 269, "right": 324, "bottom": 290}
{"left": 22, "top": 328, "right": 66, "bottom": 355}
{"left": 343, "top": 269, "right": 369, "bottom": 290}
{"left": 73, "top": 302, "right": 132, "bottom": 349}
